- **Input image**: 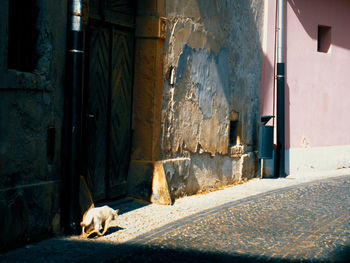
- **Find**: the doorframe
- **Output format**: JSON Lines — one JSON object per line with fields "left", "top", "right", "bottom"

{"left": 65, "top": 0, "right": 167, "bottom": 215}
{"left": 127, "top": 0, "right": 167, "bottom": 202}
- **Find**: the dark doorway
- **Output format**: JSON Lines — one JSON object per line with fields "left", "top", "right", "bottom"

{"left": 83, "top": 0, "right": 135, "bottom": 202}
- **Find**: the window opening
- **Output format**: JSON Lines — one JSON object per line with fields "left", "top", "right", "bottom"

{"left": 229, "top": 110, "right": 241, "bottom": 146}
{"left": 8, "top": 0, "right": 40, "bottom": 71}
{"left": 317, "top": 25, "right": 331, "bottom": 53}
{"left": 229, "top": 120, "right": 239, "bottom": 146}
{"left": 47, "top": 127, "right": 56, "bottom": 163}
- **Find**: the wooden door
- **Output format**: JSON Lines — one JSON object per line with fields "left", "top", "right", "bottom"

{"left": 83, "top": 0, "right": 135, "bottom": 202}
{"left": 108, "top": 28, "right": 134, "bottom": 198}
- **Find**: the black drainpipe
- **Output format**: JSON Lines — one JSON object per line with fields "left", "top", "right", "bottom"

{"left": 275, "top": 0, "right": 286, "bottom": 177}
{"left": 62, "top": 0, "right": 84, "bottom": 234}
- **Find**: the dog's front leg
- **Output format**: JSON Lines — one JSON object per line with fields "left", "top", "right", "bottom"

{"left": 101, "top": 218, "right": 112, "bottom": 236}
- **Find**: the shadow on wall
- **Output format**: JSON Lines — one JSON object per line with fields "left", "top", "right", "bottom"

{"left": 260, "top": 53, "right": 275, "bottom": 126}
{"left": 193, "top": 0, "right": 264, "bottom": 146}
{"left": 165, "top": 0, "right": 265, "bottom": 150}
{"left": 285, "top": 82, "right": 291, "bottom": 150}
{"left": 159, "top": 0, "right": 268, "bottom": 197}
{"left": 264, "top": 0, "right": 350, "bottom": 174}
{"left": 193, "top": 0, "right": 264, "bottom": 117}
{"left": 288, "top": 0, "right": 350, "bottom": 49}
{"left": 175, "top": 44, "right": 231, "bottom": 121}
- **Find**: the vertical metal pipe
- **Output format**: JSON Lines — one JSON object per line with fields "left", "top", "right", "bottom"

{"left": 63, "top": 0, "right": 84, "bottom": 234}
{"left": 275, "top": 0, "right": 286, "bottom": 177}
{"left": 277, "top": 0, "right": 284, "bottom": 64}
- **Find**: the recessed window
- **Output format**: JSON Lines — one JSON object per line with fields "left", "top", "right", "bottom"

{"left": 229, "top": 110, "right": 241, "bottom": 146}
{"left": 47, "top": 127, "right": 56, "bottom": 163}
{"left": 229, "top": 120, "right": 239, "bottom": 146}
{"left": 8, "top": 0, "right": 40, "bottom": 72}
{"left": 317, "top": 25, "right": 331, "bottom": 53}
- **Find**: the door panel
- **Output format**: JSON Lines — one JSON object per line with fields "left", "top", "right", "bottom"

{"left": 89, "top": 0, "right": 135, "bottom": 27}
{"left": 85, "top": 25, "right": 110, "bottom": 202}
{"left": 108, "top": 29, "right": 134, "bottom": 198}
{"left": 84, "top": 20, "right": 134, "bottom": 202}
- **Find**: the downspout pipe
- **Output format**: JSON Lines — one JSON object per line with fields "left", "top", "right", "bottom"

{"left": 63, "top": 0, "right": 84, "bottom": 234}
{"left": 275, "top": 0, "right": 286, "bottom": 177}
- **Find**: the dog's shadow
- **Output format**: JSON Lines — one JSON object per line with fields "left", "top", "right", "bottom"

{"left": 87, "top": 226, "right": 124, "bottom": 238}
{"left": 105, "top": 226, "right": 124, "bottom": 235}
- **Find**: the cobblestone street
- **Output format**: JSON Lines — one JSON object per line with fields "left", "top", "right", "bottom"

{"left": 1, "top": 173, "right": 350, "bottom": 262}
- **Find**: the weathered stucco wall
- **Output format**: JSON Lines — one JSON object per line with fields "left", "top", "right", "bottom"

{"left": 0, "top": 0, "right": 67, "bottom": 251}
{"left": 160, "top": 0, "right": 265, "bottom": 199}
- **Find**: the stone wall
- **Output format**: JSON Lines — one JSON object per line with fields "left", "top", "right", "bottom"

{"left": 0, "top": 0, "right": 266, "bottom": 250}
{"left": 0, "top": 0, "right": 67, "bottom": 251}
{"left": 159, "top": 0, "right": 265, "bottom": 199}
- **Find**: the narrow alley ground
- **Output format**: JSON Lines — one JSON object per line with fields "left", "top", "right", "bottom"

{"left": 1, "top": 169, "right": 350, "bottom": 262}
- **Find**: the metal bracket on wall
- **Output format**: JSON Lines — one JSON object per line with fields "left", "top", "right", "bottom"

{"left": 136, "top": 16, "right": 167, "bottom": 39}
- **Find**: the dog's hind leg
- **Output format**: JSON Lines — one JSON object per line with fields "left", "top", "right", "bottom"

{"left": 80, "top": 225, "right": 86, "bottom": 237}
{"left": 85, "top": 229, "right": 103, "bottom": 237}
{"left": 89, "top": 221, "right": 103, "bottom": 237}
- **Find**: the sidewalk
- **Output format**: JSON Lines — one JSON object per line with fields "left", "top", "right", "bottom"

{"left": 100, "top": 167, "right": 350, "bottom": 244}
{"left": 1, "top": 168, "right": 350, "bottom": 262}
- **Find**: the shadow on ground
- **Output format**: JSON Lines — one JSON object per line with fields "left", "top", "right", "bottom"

{"left": 1, "top": 238, "right": 349, "bottom": 263}
{"left": 2, "top": 176, "right": 350, "bottom": 262}
{"left": 100, "top": 198, "right": 150, "bottom": 216}
{"left": 85, "top": 226, "right": 124, "bottom": 238}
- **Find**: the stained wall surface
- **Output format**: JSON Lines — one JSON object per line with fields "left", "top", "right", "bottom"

{"left": 0, "top": 0, "right": 67, "bottom": 251}
{"left": 160, "top": 0, "right": 265, "bottom": 198}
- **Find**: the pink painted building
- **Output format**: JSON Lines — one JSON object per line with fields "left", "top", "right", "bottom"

{"left": 262, "top": 0, "right": 350, "bottom": 175}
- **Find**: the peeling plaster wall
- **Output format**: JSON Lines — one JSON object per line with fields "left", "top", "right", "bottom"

{"left": 160, "top": 0, "right": 264, "bottom": 198}
{"left": 0, "top": 0, "right": 67, "bottom": 251}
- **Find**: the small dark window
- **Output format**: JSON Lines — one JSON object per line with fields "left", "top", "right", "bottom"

{"left": 229, "top": 120, "right": 238, "bottom": 146}
{"left": 317, "top": 25, "right": 331, "bottom": 53}
{"left": 8, "top": 0, "right": 40, "bottom": 72}
{"left": 47, "top": 127, "right": 56, "bottom": 163}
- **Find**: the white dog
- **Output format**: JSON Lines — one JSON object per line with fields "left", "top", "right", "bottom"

{"left": 80, "top": 205, "right": 119, "bottom": 237}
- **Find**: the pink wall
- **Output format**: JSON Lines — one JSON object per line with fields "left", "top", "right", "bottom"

{"left": 262, "top": 0, "right": 350, "bottom": 149}
{"left": 261, "top": 1, "right": 276, "bottom": 124}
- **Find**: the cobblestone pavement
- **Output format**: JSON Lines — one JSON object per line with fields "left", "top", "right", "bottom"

{"left": 1, "top": 174, "right": 350, "bottom": 263}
